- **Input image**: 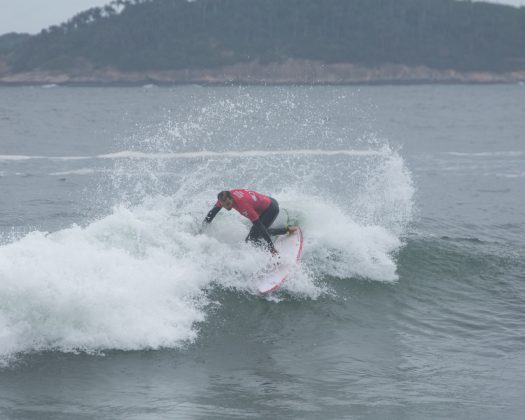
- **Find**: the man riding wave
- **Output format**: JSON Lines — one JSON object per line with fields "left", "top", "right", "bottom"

{"left": 203, "top": 189, "right": 298, "bottom": 255}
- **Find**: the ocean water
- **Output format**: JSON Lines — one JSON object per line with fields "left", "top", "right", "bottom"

{"left": 0, "top": 84, "right": 524, "bottom": 419}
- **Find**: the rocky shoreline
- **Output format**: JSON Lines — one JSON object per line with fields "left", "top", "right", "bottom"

{"left": 1, "top": 59, "right": 524, "bottom": 85}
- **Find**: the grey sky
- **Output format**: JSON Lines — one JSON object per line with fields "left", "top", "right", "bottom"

{"left": 1, "top": 0, "right": 524, "bottom": 35}
{"left": 0, "top": 0, "right": 110, "bottom": 34}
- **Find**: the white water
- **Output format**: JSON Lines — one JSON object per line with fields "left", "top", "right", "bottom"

{"left": 0, "top": 91, "right": 415, "bottom": 363}
{"left": 0, "top": 146, "right": 413, "bottom": 363}
{"left": 3, "top": 84, "right": 525, "bottom": 419}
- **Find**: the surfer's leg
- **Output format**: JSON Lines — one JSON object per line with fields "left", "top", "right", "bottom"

{"left": 260, "top": 198, "right": 279, "bottom": 228}
{"left": 268, "top": 227, "right": 289, "bottom": 235}
{"left": 245, "top": 224, "right": 260, "bottom": 244}
{"left": 262, "top": 198, "right": 293, "bottom": 235}
{"left": 245, "top": 198, "right": 279, "bottom": 244}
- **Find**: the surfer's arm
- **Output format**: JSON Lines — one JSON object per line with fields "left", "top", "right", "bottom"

{"left": 203, "top": 205, "right": 221, "bottom": 225}
{"left": 252, "top": 219, "right": 278, "bottom": 255}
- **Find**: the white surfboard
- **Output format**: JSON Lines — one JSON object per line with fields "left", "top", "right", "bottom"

{"left": 256, "top": 227, "right": 303, "bottom": 294}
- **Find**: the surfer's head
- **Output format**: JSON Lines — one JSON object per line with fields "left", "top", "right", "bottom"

{"left": 217, "top": 190, "right": 234, "bottom": 210}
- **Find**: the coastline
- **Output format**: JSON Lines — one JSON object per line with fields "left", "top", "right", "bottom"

{"left": 1, "top": 59, "right": 524, "bottom": 86}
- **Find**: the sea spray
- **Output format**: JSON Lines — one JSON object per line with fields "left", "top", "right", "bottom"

{"left": 0, "top": 88, "right": 415, "bottom": 363}
{"left": 0, "top": 202, "right": 210, "bottom": 364}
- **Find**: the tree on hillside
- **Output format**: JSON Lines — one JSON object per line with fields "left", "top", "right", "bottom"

{"left": 6, "top": 0, "right": 525, "bottom": 72}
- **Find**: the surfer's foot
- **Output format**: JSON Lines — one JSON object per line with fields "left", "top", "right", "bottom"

{"left": 287, "top": 225, "right": 298, "bottom": 234}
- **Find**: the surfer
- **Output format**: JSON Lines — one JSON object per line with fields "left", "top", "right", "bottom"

{"left": 202, "top": 189, "right": 297, "bottom": 255}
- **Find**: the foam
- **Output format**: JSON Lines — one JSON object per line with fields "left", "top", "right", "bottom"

{"left": 0, "top": 91, "right": 415, "bottom": 361}
{"left": 0, "top": 158, "right": 413, "bottom": 361}
{"left": 280, "top": 190, "right": 405, "bottom": 283}
{"left": 0, "top": 200, "right": 211, "bottom": 363}
{"left": 0, "top": 196, "right": 315, "bottom": 362}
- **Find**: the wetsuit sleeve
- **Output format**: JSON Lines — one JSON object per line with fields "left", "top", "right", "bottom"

{"left": 252, "top": 219, "right": 277, "bottom": 253}
{"left": 203, "top": 205, "right": 221, "bottom": 224}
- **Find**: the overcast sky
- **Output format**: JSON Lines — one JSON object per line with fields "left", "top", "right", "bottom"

{"left": 1, "top": 0, "right": 524, "bottom": 35}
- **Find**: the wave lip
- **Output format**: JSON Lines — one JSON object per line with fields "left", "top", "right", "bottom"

{"left": 444, "top": 150, "right": 525, "bottom": 157}
{"left": 0, "top": 155, "right": 37, "bottom": 161}
{"left": 0, "top": 149, "right": 388, "bottom": 163}
{"left": 0, "top": 148, "right": 389, "bottom": 162}
{"left": 98, "top": 148, "right": 389, "bottom": 160}
{"left": 0, "top": 155, "right": 89, "bottom": 161}
{"left": 50, "top": 169, "right": 110, "bottom": 176}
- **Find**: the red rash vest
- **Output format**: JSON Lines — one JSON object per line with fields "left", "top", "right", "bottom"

{"left": 216, "top": 189, "right": 272, "bottom": 222}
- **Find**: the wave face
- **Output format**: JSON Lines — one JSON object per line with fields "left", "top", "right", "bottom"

{"left": 0, "top": 90, "right": 414, "bottom": 364}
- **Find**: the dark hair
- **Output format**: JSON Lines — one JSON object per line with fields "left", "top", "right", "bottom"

{"left": 217, "top": 190, "right": 232, "bottom": 201}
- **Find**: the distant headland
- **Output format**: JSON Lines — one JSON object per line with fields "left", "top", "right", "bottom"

{"left": 1, "top": 0, "right": 524, "bottom": 85}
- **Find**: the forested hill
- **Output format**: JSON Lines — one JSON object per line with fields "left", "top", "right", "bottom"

{"left": 2, "top": 0, "right": 525, "bottom": 83}
{"left": 0, "top": 33, "right": 30, "bottom": 55}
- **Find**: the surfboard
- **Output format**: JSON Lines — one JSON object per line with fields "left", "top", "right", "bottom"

{"left": 256, "top": 227, "right": 303, "bottom": 294}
